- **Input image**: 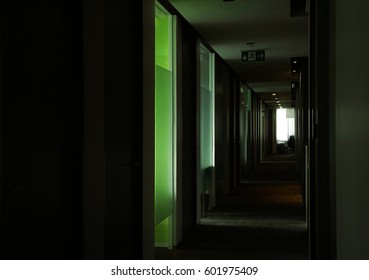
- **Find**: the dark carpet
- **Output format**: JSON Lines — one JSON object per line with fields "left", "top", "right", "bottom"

{"left": 156, "top": 155, "right": 309, "bottom": 260}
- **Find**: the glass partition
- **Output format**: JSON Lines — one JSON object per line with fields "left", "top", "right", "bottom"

{"left": 155, "top": 5, "right": 175, "bottom": 248}
{"left": 198, "top": 44, "right": 215, "bottom": 219}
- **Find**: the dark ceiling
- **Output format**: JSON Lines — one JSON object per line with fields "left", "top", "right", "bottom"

{"left": 169, "top": 0, "right": 309, "bottom": 109}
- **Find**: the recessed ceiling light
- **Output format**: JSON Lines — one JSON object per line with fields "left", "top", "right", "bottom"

{"left": 293, "top": 70, "right": 297, "bottom": 73}
{"left": 272, "top": 93, "right": 276, "bottom": 96}
{"left": 293, "top": 60, "right": 297, "bottom": 64}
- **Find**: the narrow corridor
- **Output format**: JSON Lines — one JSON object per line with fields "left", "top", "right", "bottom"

{"left": 156, "top": 155, "right": 308, "bottom": 260}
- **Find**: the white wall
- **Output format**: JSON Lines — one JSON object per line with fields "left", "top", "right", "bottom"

{"left": 334, "top": 0, "right": 369, "bottom": 259}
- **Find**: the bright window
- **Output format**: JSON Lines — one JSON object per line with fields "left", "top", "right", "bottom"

{"left": 276, "top": 108, "right": 295, "bottom": 142}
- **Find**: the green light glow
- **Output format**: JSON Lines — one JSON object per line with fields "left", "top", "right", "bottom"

{"left": 155, "top": 218, "right": 169, "bottom": 245}
{"left": 155, "top": 6, "right": 173, "bottom": 247}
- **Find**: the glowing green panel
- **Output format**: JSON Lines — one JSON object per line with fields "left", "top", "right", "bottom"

{"left": 155, "top": 65, "right": 172, "bottom": 224}
{"left": 155, "top": 15, "right": 171, "bottom": 70}
{"left": 155, "top": 7, "right": 173, "bottom": 246}
{"left": 155, "top": 218, "right": 169, "bottom": 245}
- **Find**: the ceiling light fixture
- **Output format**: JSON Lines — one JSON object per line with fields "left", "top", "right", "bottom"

{"left": 291, "top": 57, "right": 302, "bottom": 74}
{"left": 272, "top": 93, "right": 276, "bottom": 96}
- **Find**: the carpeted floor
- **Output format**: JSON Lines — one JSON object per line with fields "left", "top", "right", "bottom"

{"left": 156, "top": 155, "right": 309, "bottom": 260}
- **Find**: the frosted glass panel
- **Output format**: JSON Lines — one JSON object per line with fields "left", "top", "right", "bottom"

{"left": 200, "top": 87, "right": 213, "bottom": 191}
{"left": 199, "top": 45, "right": 215, "bottom": 212}
{"left": 155, "top": 6, "right": 174, "bottom": 247}
{"left": 155, "top": 65, "right": 172, "bottom": 224}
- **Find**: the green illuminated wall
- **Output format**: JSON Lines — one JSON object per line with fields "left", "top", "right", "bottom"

{"left": 155, "top": 7, "right": 173, "bottom": 246}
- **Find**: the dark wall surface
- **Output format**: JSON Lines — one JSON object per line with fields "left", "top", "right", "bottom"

{"left": 1, "top": 0, "right": 144, "bottom": 259}
{"left": 103, "top": 0, "right": 143, "bottom": 260}
{"left": 180, "top": 20, "right": 197, "bottom": 237}
{"left": 0, "top": 0, "right": 84, "bottom": 259}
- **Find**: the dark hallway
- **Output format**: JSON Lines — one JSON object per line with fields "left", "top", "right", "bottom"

{"left": 2, "top": 0, "right": 369, "bottom": 265}
{"left": 156, "top": 154, "right": 308, "bottom": 260}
